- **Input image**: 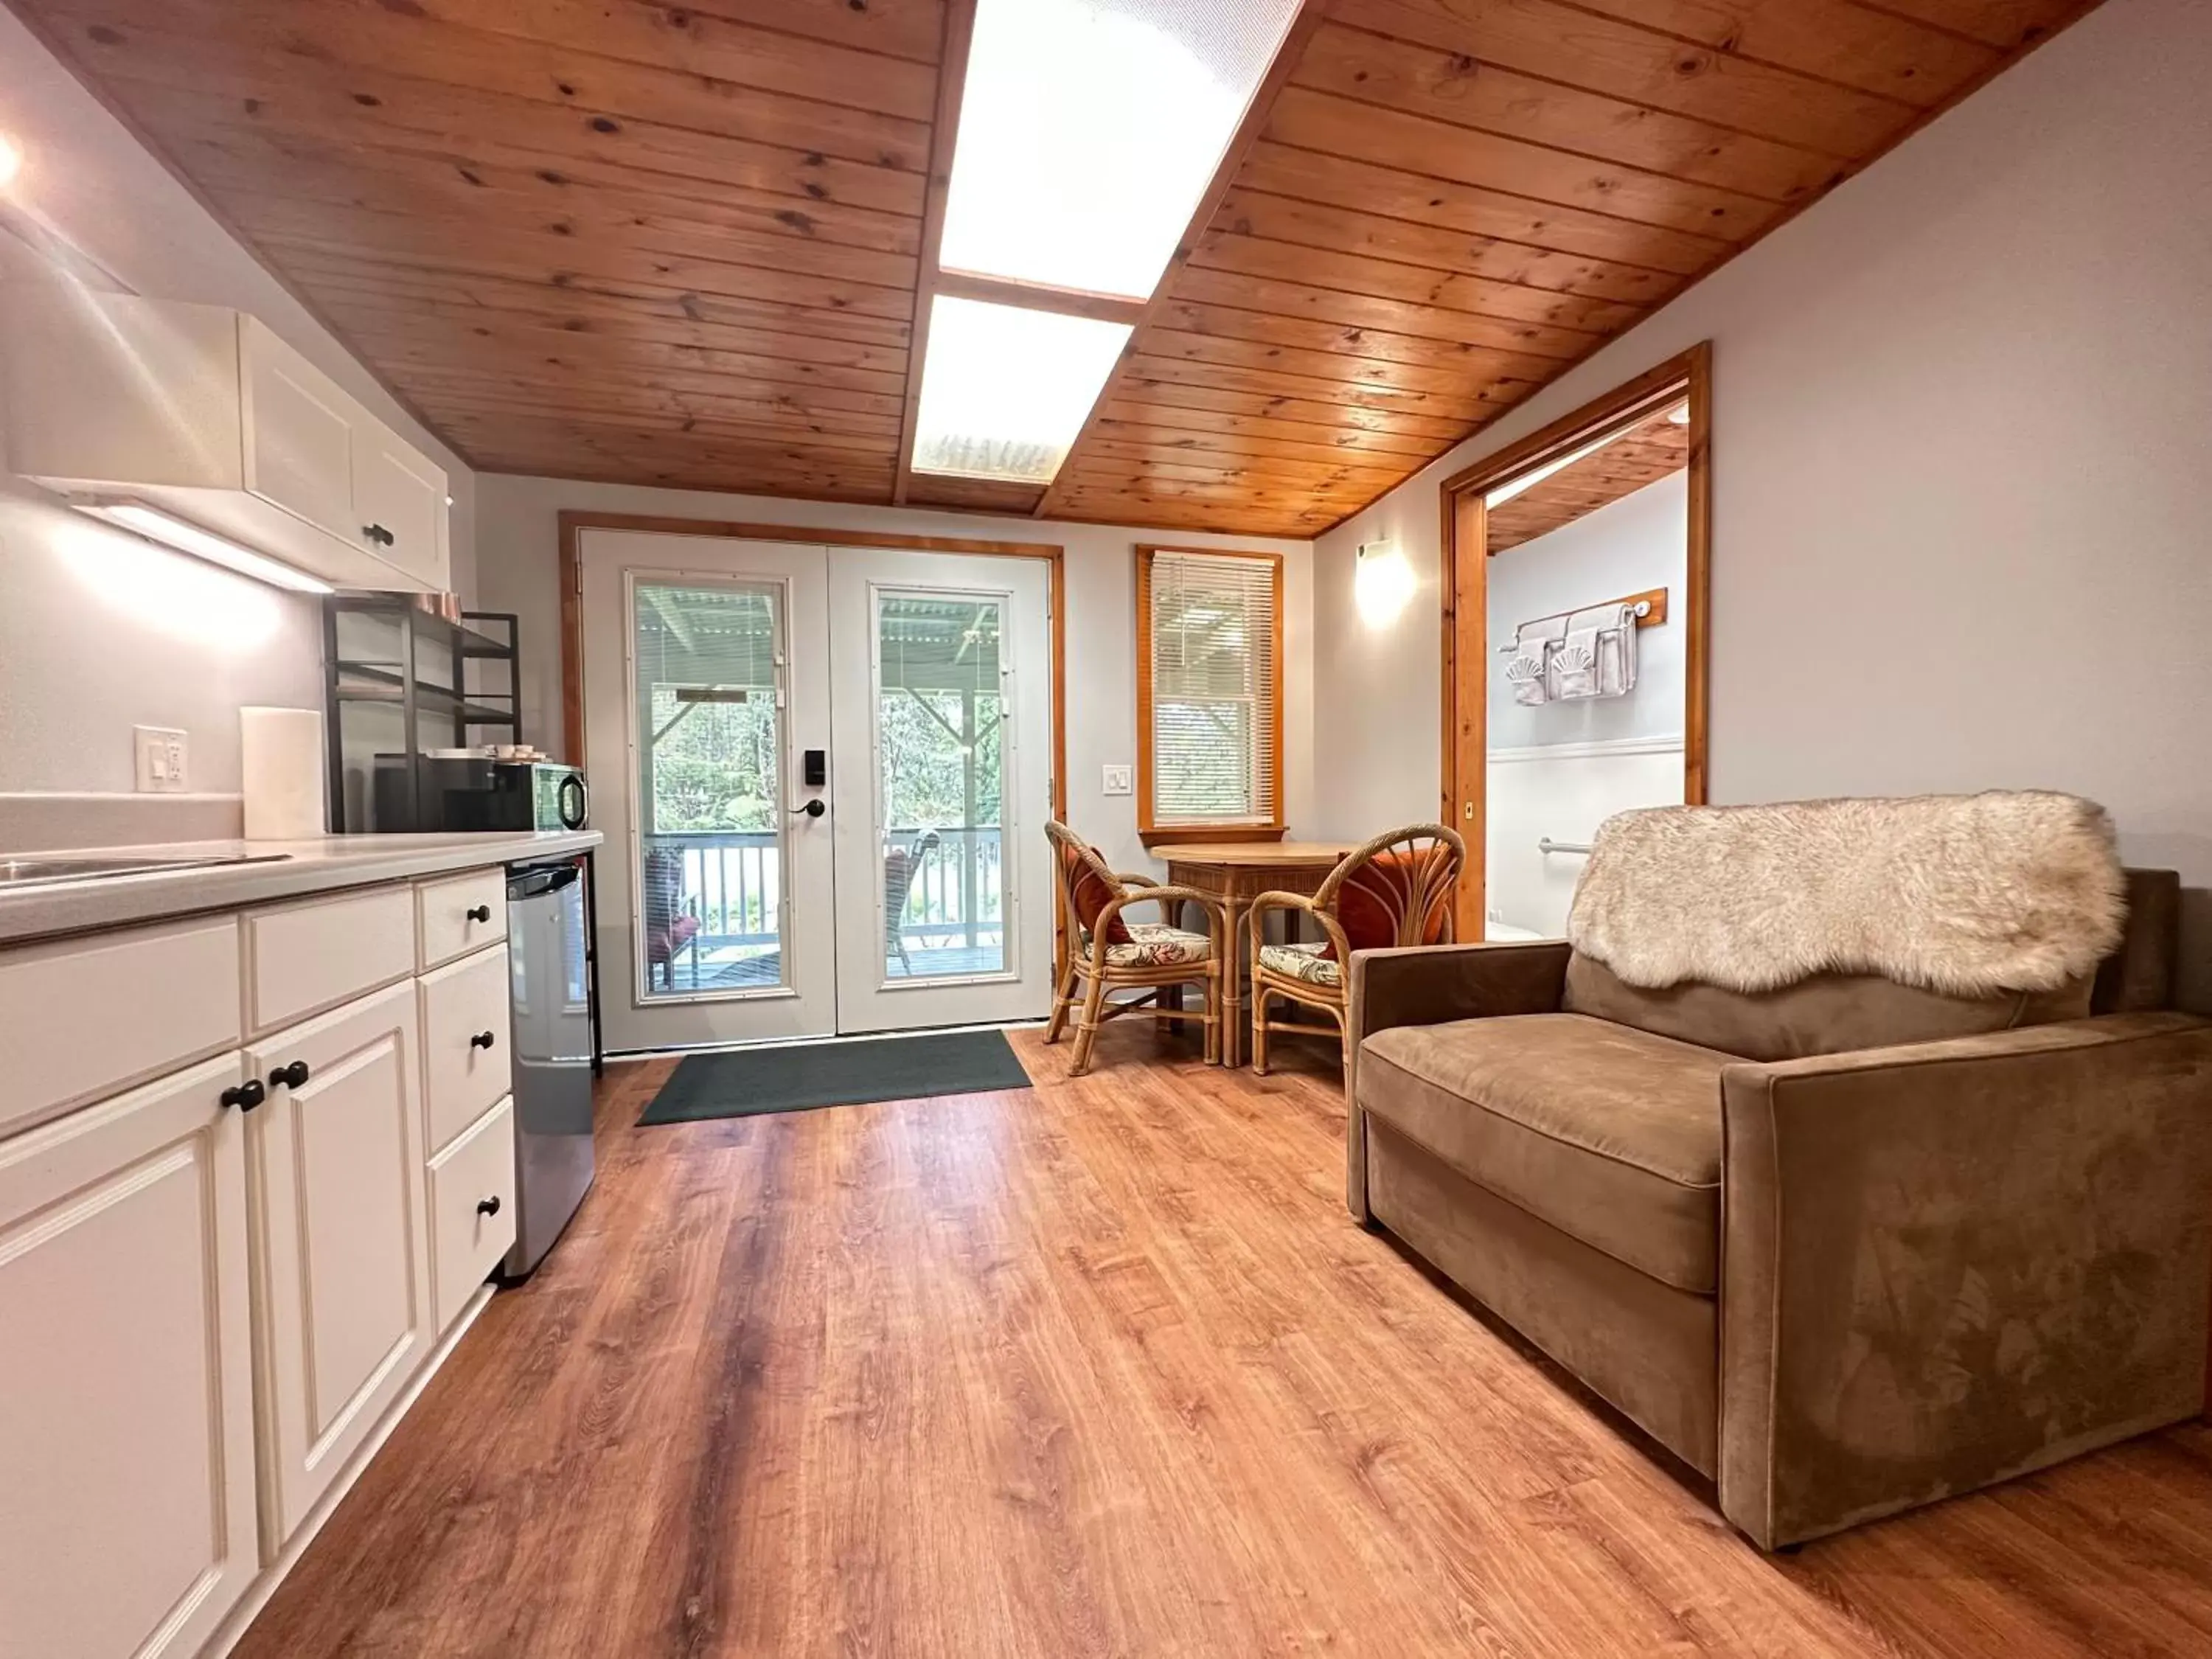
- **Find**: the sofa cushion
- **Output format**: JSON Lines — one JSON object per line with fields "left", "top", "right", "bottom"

{"left": 1358, "top": 1013, "right": 1728, "bottom": 1293}
{"left": 1561, "top": 953, "right": 2095, "bottom": 1063}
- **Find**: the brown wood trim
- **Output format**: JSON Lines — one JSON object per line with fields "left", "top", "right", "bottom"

{"left": 1438, "top": 342, "right": 1712, "bottom": 938}
{"left": 556, "top": 509, "right": 1068, "bottom": 826}
{"left": 1441, "top": 351, "right": 1700, "bottom": 503}
{"left": 1032, "top": 2, "right": 1328, "bottom": 522}
{"left": 933, "top": 270, "right": 1149, "bottom": 327}
{"left": 1683, "top": 343, "right": 1714, "bottom": 808}
{"left": 1134, "top": 543, "right": 1287, "bottom": 844}
{"left": 892, "top": 0, "right": 976, "bottom": 507}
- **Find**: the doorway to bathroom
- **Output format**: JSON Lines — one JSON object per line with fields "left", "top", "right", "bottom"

{"left": 1437, "top": 344, "right": 1712, "bottom": 941}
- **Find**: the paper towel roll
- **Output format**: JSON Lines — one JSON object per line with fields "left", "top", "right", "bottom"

{"left": 240, "top": 707, "right": 327, "bottom": 841}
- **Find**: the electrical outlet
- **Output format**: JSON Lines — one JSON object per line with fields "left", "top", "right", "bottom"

{"left": 1102, "top": 764, "right": 1133, "bottom": 796}
{"left": 134, "top": 726, "right": 189, "bottom": 793}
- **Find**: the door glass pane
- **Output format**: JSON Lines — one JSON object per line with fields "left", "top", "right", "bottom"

{"left": 877, "top": 593, "right": 1006, "bottom": 981}
{"left": 632, "top": 580, "right": 786, "bottom": 1000}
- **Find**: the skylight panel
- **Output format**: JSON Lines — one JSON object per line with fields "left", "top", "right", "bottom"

{"left": 911, "top": 296, "right": 1132, "bottom": 484}
{"left": 939, "top": 0, "right": 1303, "bottom": 300}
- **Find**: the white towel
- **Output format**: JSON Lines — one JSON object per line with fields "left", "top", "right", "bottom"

{"left": 1551, "top": 616, "right": 1601, "bottom": 699}
{"left": 1504, "top": 622, "right": 1555, "bottom": 706}
{"left": 1598, "top": 602, "right": 1639, "bottom": 696}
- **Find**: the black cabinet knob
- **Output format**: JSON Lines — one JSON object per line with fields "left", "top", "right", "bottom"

{"left": 220, "top": 1079, "right": 265, "bottom": 1112}
{"left": 470, "top": 1029, "right": 498, "bottom": 1050}
{"left": 476, "top": 1195, "right": 502, "bottom": 1217}
{"left": 268, "top": 1060, "right": 312, "bottom": 1091}
{"left": 465, "top": 903, "right": 493, "bottom": 923}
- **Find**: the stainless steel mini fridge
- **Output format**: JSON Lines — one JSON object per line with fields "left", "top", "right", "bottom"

{"left": 504, "top": 858, "right": 596, "bottom": 1276}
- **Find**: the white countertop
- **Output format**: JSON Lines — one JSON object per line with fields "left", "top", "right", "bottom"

{"left": 0, "top": 830, "right": 603, "bottom": 947}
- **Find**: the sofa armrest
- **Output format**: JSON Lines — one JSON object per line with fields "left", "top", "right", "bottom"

{"left": 1719, "top": 1011, "right": 2212, "bottom": 1549}
{"left": 1343, "top": 940, "right": 1571, "bottom": 1221}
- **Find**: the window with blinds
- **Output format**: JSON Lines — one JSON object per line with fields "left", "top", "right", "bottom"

{"left": 1137, "top": 547, "right": 1283, "bottom": 836}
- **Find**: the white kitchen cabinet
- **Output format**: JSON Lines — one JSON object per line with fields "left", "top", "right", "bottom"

{"left": 0, "top": 1051, "right": 260, "bottom": 1659}
{"left": 243, "top": 981, "right": 433, "bottom": 1553}
{"left": 0, "top": 285, "right": 449, "bottom": 594}
{"left": 351, "top": 415, "right": 449, "bottom": 587}
{"left": 239, "top": 316, "right": 358, "bottom": 543}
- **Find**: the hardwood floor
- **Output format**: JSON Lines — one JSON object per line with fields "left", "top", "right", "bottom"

{"left": 234, "top": 1023, "right": 2212, "bottom": 1658}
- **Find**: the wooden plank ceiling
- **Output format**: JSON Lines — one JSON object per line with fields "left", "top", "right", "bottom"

{"left": 1485, "top": 408, "right": 1688, "bottom": 554}
{"left": 8, "top": 0, "right": 2098, "bottom": 539}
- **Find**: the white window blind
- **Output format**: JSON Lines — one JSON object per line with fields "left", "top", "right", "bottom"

{"left": 1144, "top": 549, "right": 1280, "bottom": 827}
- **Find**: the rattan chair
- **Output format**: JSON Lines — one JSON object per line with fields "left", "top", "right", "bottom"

{"left": 1044, "top": 821, "right": 1225, "bottom": 1077}
{"left": 1248, "top": 824, "right": 1465, "bottom": 1077}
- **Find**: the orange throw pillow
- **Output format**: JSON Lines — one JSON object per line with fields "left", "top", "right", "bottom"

{"left": 1062, "top": 844, "right": 1133, "bottom": 945}
{"left": 1324, "top": 849, "right": 1452, "bottom": 958}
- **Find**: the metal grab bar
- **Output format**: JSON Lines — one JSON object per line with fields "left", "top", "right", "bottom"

{"left": 1538, "top": 838, "right": 1594, "bottom": 855}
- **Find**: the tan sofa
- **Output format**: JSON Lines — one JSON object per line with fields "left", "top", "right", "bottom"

{"left": 1346, "top": 868, "right": 2212, "bottom": 1548}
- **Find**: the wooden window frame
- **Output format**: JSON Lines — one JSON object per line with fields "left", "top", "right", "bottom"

{"left": 1436, "top": 343, "right": 1712, "bottom": 939}
{"left": 1135, "top": 543, "right": 1287, "bottom": 850}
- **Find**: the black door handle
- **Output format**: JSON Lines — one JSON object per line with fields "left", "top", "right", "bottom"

{"left": 470, "top": 1029, "right": 498, "bottom": 1050}
{"left": 466, "top": 903, "right": 493, "bottom": 922}
{"left": 791, "top": 798, "right": 826, "bottom": 819}
{"left": 363, "top": 523, "right": 394, "bottom": 546}
{"left": 220, "top": 1079, "right": 265, "bottom": 1111}
{"left": 477, "top": 1194, "right": 502, "bottom": 1217}
{"left": 268, "top": 1060, "right": 311, "bottom": 1091}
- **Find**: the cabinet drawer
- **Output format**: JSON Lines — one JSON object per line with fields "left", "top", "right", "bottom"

{"left": 426, "top": 1097, "right": 515, "bottom": 1331}
{"left": 417, "top": 867, "right": 507, "bottom": 970}
{"left": 420, "top": 945, "right": 512, "bottom": 1153}
{"left": 0, "top": 916, "right": 241, "bottom": 1140}
{"left": 245, "top": 883, "right": 414, "bottom": 1036}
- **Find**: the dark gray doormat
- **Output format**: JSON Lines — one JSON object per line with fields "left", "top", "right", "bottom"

{"left": 636, "top": 1029, "right": 1034, "bottom": 1124}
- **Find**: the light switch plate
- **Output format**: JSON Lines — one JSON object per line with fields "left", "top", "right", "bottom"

{"left": 1102, "top": 764, "right": 1133, "bottom": 796}
{"left": 134, "top": 726, "right": 188, "bottom": 793}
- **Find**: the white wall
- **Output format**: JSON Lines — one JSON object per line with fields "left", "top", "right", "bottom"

{"left": 474, "top": 475, "right": 1315, "bottom": 877}
{"left": 1485, "top": 471, "right": 1688, "bottom": 934}
{"left": 1487, "top": 471, "right": 1687, "bottom": 752}
{"left": 0, "top": 7, "right": 476, "bottom": 802}
{"left": 1312, "top": 0, "right": 2212, "bottom": 1006}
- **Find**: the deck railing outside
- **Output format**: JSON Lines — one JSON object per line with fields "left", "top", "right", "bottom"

{"left": 646, "top": 825, "right": 1004, "bottom": 956}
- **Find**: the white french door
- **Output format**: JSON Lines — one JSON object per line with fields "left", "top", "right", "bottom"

{"left": 578, "top": 529, "right": 1052, "bottom": 1053}
{"left": 829, "top": 548, "right": 1051, "bottom": 1032}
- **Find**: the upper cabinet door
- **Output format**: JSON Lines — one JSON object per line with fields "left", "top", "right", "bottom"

{"left": 352, "top": 419, "right": 449, "bottom": 591}
{"left": 239, "top": 318, "right": 356, "bottom": 541}
{"left": 0, "top": 1051, "right": 260, "bottom": 1659}
{"left": 245, "top": 981, "right": 432, "bottom": 1553}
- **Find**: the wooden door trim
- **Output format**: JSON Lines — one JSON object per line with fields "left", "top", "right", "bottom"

{"left": 557, "top": 509, "right": 1067, "bottom": 823}
{"left": 1438, "top": 342, "right": 1712, "bottom": 938}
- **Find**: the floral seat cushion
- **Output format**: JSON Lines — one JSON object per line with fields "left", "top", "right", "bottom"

{"left": 1259, "top": 940, "right": 1340, "bottom": 987}
{"left": 1082, "top": 920, "right": 1213, "bottom": 967}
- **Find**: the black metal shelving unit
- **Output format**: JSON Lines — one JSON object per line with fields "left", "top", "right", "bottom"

{"left": 324, "top": 599, "right": 522, "bottom": 832}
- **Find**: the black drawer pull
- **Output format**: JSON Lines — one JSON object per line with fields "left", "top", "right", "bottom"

{"left": 477, "top": 1194, "right": 502, "bottom": 1217}
{"left": 268, "top": 1059, "right": 311, "bottom": 1091}
{"left": 465, "top": 903, "right": 492, "bottom": 923}
{"left": 470, "top": 1029, "right": 498, "bottom": 1051}
{"left": 220, "top": 1079, "right": 265, "bottom": 1112}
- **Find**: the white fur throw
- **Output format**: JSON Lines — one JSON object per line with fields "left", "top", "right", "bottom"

{"left": 1566, "top": 792, "right": 2126, "bottom": 997}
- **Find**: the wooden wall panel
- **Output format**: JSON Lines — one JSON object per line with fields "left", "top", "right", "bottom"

{"left": 10, "top": 0, "right": 2101, "bottom": 535}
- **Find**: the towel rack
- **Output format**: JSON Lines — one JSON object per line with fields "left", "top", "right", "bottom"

{"left": 1498, "top": 586, "right": 1668, "bottom": 653}
{"left": 1538, "top": 838, "right": 1594, "bottom": 855}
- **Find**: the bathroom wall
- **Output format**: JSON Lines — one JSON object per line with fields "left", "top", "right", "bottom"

{"left": 1485, "top": 472, "right": 1688, "bottom": 935}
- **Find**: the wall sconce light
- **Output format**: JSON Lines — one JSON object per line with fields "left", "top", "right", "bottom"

{"left": 1354, "top": 538, "right": 1415, "bottom": 627}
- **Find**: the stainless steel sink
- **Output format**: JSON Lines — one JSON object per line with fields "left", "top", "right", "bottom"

{"left": 0, "top": 852, "right": 292, "bottom": 889}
